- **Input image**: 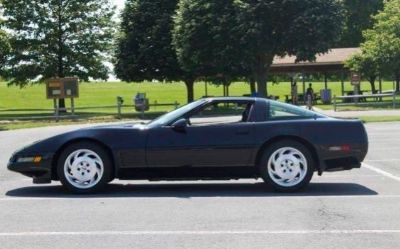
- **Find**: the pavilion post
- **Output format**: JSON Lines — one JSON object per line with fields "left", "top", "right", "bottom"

{"left": 302, "top": 72, "right": 306, "bottom": 103}
{"left": 341, "top": 70, "right": 345, "bottom": 96}
{"left": 379, "top": 75, "right": 382, "bottom": 93}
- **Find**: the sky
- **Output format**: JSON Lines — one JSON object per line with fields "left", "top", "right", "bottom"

{"left": 113, "top": 0, "right": 125, "bottom": 11}
{"left": 108, "top": 0, "right": 125, "bottom": 81}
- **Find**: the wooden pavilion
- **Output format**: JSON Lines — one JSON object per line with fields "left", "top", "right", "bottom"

{"left": 270, "top": 47, "right": 361, "bottom": 96}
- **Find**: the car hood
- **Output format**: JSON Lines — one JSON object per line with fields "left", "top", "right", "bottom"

{"left": 81, "top": 122, "right": 148, "bottom": 130}
{"left": 13, "top": 122, "right": 148, "bottom": 156}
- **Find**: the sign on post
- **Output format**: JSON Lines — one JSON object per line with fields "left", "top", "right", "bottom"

{"left": 350, "top": 72, "right": 361, "bottom": 86}
{"left": 46, "top": 77, "right": 79, "bottom": 99}
{"left": 350, "top": 71, "right": 361, "bottom": 104}
{"left": 46, "top": 77, "right": 79, "bottom": 120}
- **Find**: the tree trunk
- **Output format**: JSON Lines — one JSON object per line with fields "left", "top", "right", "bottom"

{"left": 184, "top": 79, "right": 195, "bottom": 103}
{"left": 57, "top": 5, "right": 67, "bottom": 112}
{"left": 256, "top": 77, "right": 267, "bottom": 97}
{"left": 249, "top": 77, "right": 256, "bottom": 95}
{"left": 396, "top": 74, "right": 400, "bottom": 92}
{"left": 369, "top": 76, "right": 376, "bottom": 93}
{"left": 254, "top": 55, "right": 272, "bottom": 98}
{"left": 223, "top": 79, "right": 231, "bottom": 97}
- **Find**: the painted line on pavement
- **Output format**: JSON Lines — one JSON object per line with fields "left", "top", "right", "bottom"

{"left": 365, "top": 159, "right": 400, "bottom": 162}
{"left": 0, "top": 230, "right": 400, "bottom": 237}
{"left": 366, "top": 147, "right": 400, "bottom": 151}
{"left": 363, "top": 163, "right": 400, "bottom": 182}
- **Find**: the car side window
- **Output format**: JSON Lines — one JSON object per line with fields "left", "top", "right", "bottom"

{"left": 268, "top": 101, "right": 314, "bottom": 120}
{"left": 188, "top": 101, "right": 254, "bottom": 126}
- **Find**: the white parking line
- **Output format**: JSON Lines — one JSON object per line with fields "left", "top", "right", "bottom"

{"left": 363, "top": 163, "right": 400, "bottom": 182}
{"left": 0, "top": 230, "right": 399, "bottom": 237}
{"left": 365, "top": 159, "right": 400, "bottom": 162}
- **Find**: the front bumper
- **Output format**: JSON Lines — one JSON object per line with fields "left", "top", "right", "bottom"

{"left": 7, "top": 153, "right": 54, "bottom": 184}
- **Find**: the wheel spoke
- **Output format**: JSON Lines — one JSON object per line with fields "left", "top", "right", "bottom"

{"left": 64, "top": 149, "right": 104, "bottom": 190}
{"left": 267, "top": 146, "right": 308, "bottom": 188}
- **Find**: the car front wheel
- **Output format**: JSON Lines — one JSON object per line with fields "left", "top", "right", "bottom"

{"left": 57, "top": 142, "right": 112, "bottom": 194}
{"left": 260, "top": 140, "right": 314, "bottom": 192}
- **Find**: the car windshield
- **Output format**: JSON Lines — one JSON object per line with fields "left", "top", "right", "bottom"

{"left": 147, "top": 99, "right": 206, "bottom": 127}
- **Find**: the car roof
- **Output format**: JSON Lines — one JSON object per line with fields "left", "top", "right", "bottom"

{"left": 201, "top": 97, "right": 266, "bottom": 102}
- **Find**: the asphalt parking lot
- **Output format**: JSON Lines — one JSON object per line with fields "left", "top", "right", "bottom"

{"left": 0, "top": 122, "right": 399, "bottom": 249}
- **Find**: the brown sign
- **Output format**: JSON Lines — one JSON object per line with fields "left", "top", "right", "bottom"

{"left": 351, "top": 72, "right": 361, "bottom": 86}
{"left": 46, "top": 77, "right": 79, "bottom": 99}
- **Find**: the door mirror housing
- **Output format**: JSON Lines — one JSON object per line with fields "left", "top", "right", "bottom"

{"left": 171, "top": 118, "right": 187, "bottom": 132}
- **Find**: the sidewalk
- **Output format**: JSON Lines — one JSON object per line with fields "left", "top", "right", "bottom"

{"left": 315, "top": 108, "right": 400, "bottom": 118}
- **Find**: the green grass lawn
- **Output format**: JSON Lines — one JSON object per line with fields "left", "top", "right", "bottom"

{"left": 1, "top": 80, "right": 396, "bottom": 110}
{"left": 0, "top": 80, "right": 399, "bottom": 129}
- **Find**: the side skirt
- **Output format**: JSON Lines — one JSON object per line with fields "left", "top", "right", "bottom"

{"left": 118, "top": 166, "right": 260, "bottom": 181}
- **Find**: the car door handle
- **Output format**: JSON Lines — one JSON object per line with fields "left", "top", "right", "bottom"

{"left": 235, "top": 131, "right": 250, "bottom": 135}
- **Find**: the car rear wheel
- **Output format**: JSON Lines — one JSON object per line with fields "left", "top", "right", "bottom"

{"left": 57, "top": 142, "right": 112, "bottom": 194}
{"left": 259, "top": 140, "right": 314, "bottom": 192}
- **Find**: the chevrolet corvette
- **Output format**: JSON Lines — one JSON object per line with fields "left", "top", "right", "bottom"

{"left": 8, "top": 97, "right": 368, "bottom": 193}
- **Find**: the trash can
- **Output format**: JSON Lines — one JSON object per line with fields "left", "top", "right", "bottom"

{"left": 134, "top": 93, "right": 149, "bottom": 112}
{"left": 320, "top": 89, "right": 332, "bottom": 104}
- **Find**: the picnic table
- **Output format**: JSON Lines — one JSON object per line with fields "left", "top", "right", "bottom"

{"left": 343, "top": 91, "right": 367, "bottom": 103}
{"left": 285, "top": 93, "right": 319, "bottom": 104}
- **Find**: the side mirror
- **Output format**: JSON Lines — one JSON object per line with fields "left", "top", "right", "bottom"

{"left": 171, "top": 118, "right": 187, "bottom": 132}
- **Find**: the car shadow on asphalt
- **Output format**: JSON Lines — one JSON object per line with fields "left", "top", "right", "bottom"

{"left": 5, "top": 182, "right": 378, "bottom": 198}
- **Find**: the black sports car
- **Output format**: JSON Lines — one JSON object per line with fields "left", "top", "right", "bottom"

{"left": 8, "top": 97, "right": 368, "bottom": 193}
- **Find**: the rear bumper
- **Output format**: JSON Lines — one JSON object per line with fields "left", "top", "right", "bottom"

{"left": 317, "top": 143, "right": 368, "bottom": 174}
{"left": 7, "top": 153, "right": 54, "bottom": 184}
{"left": 323, "top": 157, "right": 362, "bottom": 172}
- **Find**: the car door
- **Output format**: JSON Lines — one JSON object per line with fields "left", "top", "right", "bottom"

{"left": 146, "top": 100, "right": 257, "bottom": 168}
{"left": 145, "top": 124, "right": 191, "bottom": 167}
{"left": 182, "top": 121, "right": 255, "bottom": 167}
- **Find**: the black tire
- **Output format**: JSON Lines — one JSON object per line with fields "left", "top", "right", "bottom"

{"left": 259, "top": 140, "right": 314, "bottom": 192}
{"left": 57, "top": 142, "right": 113, "bottom": 194}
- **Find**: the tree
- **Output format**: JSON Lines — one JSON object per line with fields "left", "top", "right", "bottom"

{"left": 0, "top": 5, "right": 10, "bottom": 72}
{"left": 346, "top": 53, "right": 380, "bottom": 93}
{"left": 0, "top": 29, "right": 10, "bottom": 72}
{"left": 115, "top": 0, "right": 196, "bottom": 103}
{"left": 360, "top": 0, "right": 400, "bottom": 91}
{"left": 337, "top": 0, "right": 383, "bottom": 48}
{"left": 1, "top": 0, "right": 116, "bottom": 108}
{"left": 237, "top": 0, "right": 344, "bottom": 97}
{"left": 173, "top": 0, "right": 247, "bottom": 96}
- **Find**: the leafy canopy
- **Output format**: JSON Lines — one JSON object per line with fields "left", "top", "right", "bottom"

{"left": 0, "top": 28, "right": 10, "bottom": 70}
{"left": 338, "top": 0, "right": 383, "bottom": 47}
{"left": 0, "top": 5, "right": 10, "bottom": 71}
{"left": 239, "top": 0, "right": 344, "bottom": 64}
{"left": 173, "top": 0, "right": 246, "bottom": 83}
{"left": 173, "top": 0, "right": 343, "bottom": 96}
{"left": 359, "top": 0, "right": 400, "bottom": 84}
{"left": 1, "top": 0, "right": 116, "bottom": 85}
{"left": 115, "top": 0, "right": 183, "bottom": 82}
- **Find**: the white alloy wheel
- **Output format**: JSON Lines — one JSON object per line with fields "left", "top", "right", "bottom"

{"left": 64, "top": 149, "right": 104, "bottom": 189}
{"left": 267, "top": 147, "right": 308, "bottom": 187}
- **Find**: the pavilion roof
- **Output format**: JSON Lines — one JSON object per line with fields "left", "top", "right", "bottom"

{"left": 270, "top": 48, "right": 361, "bottom": 73}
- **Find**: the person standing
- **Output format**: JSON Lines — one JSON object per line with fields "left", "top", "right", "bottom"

{"left": 306, "top": 83, "right": 314, "bottom": 110}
